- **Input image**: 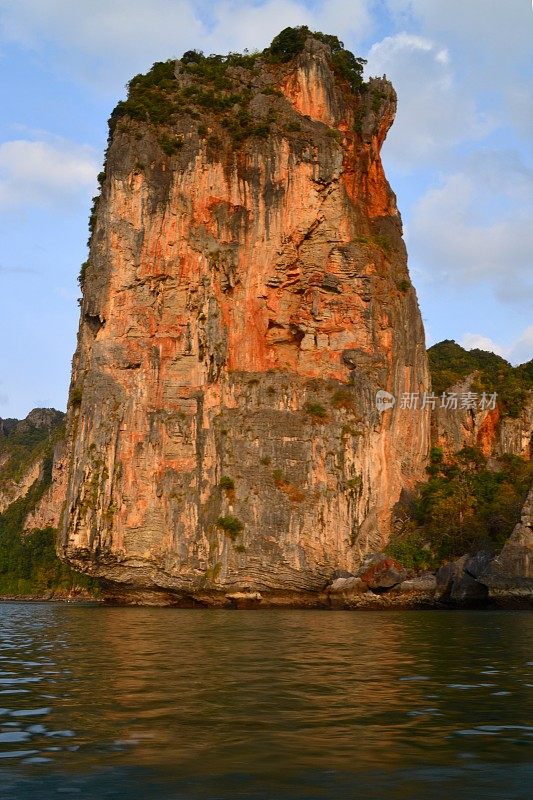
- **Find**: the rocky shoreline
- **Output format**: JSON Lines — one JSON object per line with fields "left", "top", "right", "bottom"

{"left": 0, "top": 589, "right": 99, "bottom": 603}
{"left": 0, "top": 588, "right": 529, "bottom": 609}
{"left": 3, "top": 499, "right": 531, "bottom": 609}
{"left": 93, "top": 549, "right": 532, "bottom": 609}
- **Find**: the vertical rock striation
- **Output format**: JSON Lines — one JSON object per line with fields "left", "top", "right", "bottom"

{"left": 60, "top": 33, "right": 430, "bottom": 604}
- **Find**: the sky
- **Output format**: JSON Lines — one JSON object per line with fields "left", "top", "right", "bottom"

{"left": 0, "top": 0, "right": 531, "bottom": 418}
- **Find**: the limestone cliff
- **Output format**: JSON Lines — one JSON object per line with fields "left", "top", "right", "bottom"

{"left": 59, "top": 31, "right": 430, "bottom": 604}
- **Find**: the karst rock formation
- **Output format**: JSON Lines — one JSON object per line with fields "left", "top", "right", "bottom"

{"left": 59, "top": 31, "right": 431, "bottom": 604}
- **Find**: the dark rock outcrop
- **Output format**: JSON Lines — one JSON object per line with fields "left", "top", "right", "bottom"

{"left": 436, "top": 556, "right": 487, "bottom": 605}
{"left": 480, "top": 485, "right": 533, "bottom": 603}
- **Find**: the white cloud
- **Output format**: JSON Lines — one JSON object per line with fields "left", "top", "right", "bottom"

{"left": 0, "top": 264, "right": 37, "bottom": 275}
{"left": 0, "top": 0, "right": 373, "bottom": 88}
{"left": 366, "top": 32, "right": 491, "bottom": 169}
{"left": 303, "top": 0, "right": 374, "bottom": 43}
{"left": 461, "top": 326, "right": 533, "bottom": 366}
{"left": 409, "top": 150, "right": 533, "bottom": 307}
{"left": 386, "top": 0, "right": 532, "bottom": 63}
{"left": 460, "top": 333, "right": 506, "bottom": 358}
{"left": 385, "top": 0, "right": 533, "bottom": 150}
{"left": 210, "top": 0, "right": 373, "bottom": 52}
{"left": 0, "top": 0, "right": 204, "bottom": 77}
{"left": 0, "top": 138, "right": 97, "bottom": 210}
{"left": 510, "top": 327, "right": 533, "bottom": 365}
{"left": 506, "top": 86, "right": 533, "bottom": 143}
{"left": 204, "top": 0, "right": 317, "bottom": 53}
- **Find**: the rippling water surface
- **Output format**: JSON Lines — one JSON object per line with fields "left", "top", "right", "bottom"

{"left": 0, "top": 604, "right": 531, "bottom": 799}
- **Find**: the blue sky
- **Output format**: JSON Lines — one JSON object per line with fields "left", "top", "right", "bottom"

{"left": 0, "top": 0, "right": 531, "bottom": 418}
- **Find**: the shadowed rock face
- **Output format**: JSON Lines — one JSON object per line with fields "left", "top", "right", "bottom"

{"left": 480, "top": 485, "right": 533, "bottom": 599}
{"left": 59, "top": 36, "right": 430, "bottom": 603}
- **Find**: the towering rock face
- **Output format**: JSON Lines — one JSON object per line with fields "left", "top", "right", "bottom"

{"left": 60, "top": 34, "right": 430, "bottom": 603}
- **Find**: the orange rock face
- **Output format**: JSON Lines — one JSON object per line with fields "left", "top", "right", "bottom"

{"left": 59, "top": 37, "right": 430, "bottom": 603}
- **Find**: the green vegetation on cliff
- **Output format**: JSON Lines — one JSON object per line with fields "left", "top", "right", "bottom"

{"left": 386, "top": 446, "right": 533, "bottom": 570}
{"left": 267, "top": 27, "right": 366, "bottom": 89}
{"left": 428, "top": 339, "right": 533, "bottom": 417}
{"left": 108, "top": 27, "right": 367, "bottom": 143}
{"left": 0, "top": 459, "right": 93, "bottom": 596}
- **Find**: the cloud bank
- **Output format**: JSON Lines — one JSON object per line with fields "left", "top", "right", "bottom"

{"left": 409, "top": 150, "right": 533, "bottom": 306}
{"left": 0, "top": 137, "right": 97, "bottom": 210}
{"left": 0, "top": 0, "right": 373, "bottom": 87}
{"left": 461, "top": 326, "right": 533, "bottom": 367}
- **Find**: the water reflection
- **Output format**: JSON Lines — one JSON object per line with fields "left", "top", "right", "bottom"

{"left": 0, "top": 604, "right": 531, "bottom": 799}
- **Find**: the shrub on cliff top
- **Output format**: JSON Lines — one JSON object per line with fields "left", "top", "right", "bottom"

{"left": 129, "top": 60, "right": 176, "bottom": 90}
{"left": 267, "top": 26, "right": 309, "bottom": 61}
{"left": 111, "top": 90, "right": 177, "bottom": 129}
{"left": 265, "top": 27, "right": 366, "bottom": 90}
{"left": 108, "top": 59, "right": 179, "bottom": 131}
{"left": 181, "top": 50, "right": 203, "bottom": 64}
{"left": 108, "top": 28, "right": 368, "bottom": 136}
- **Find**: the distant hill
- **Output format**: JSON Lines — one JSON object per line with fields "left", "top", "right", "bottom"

{"left": 0, "top": 409, "right": 95, "bottom": 598}
{"left": 428, "top": 339, "right": 533, "bottom": 417}
{"left": 0, "top": 408, "right": 65, "bottom": 511}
